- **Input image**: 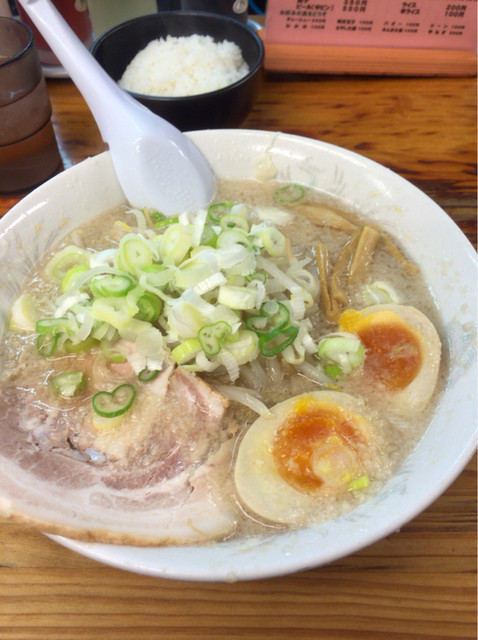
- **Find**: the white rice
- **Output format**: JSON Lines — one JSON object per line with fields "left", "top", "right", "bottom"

{"left": 119, "top": 34, "right": 249, "bottom": 97}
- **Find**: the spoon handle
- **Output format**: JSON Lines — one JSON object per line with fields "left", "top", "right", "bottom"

{"left": 18, "top": 0, "right": 216, "bottom": 214}
{"left": 18, "top": 0, "right": 145, "bottom": 142}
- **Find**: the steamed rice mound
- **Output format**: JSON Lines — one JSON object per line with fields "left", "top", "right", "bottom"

{"left": 119, "top": 34, "right": 249, "bottom": 97}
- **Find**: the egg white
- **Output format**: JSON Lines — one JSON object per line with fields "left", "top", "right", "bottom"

{"left": 339, "top": 304, "right": 441, "bottom": 416}
{"left": 234, "top": 390, "right": 379, "bottom": 526}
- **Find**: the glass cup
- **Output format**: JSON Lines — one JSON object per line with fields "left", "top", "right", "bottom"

{"left": 0, "top": 17, "right": 62, "bottom": 193}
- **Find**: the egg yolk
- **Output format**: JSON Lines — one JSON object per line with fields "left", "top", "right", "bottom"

{"left": 340, "top": 309, "right": 422, "bottom": 390}
{"left": 272, "top": 398, "right": 365, "bottom": 495}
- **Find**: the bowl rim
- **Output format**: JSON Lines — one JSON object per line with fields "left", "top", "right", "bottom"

{"left": 90, "top": 10, "right": 265, "bottom": 103}
{"left": 1, "top": 129, "right": 476, "bottom": 582}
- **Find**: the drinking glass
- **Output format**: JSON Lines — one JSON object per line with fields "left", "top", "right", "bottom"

{"left": 0, "top": 17, "right": 62, "bottom": 193}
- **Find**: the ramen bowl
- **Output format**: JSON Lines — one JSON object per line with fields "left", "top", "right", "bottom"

{"left": 0, "top": 130, "right": 476, "bottom": 581}
{"left": 91, "top": 11, "right": 264, "bottom": 131}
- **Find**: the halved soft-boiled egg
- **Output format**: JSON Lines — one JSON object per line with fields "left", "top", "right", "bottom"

{"left": 234, "top": 391, "right": 383, "bottom": 525}
{"left": 339, "top": 304, "right": 441, "bottom": 415}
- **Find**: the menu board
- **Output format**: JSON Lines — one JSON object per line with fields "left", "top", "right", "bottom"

{"left": 264, "top": 0, "right": 477, "bottom": 75}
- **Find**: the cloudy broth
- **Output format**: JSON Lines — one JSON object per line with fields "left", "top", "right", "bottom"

{"left": 0, "top": 179, "right": 446, "bottom": 542}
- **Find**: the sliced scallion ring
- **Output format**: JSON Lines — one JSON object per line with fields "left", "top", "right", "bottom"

{"left": 274, "top": 183, "right": 306, "bottom": 204}
{"left": 245, "top": 300, "right": 290, "bottom": 335}
{"left": 200, "top": 224, "right": 218, "bottom": 247}
{"left": 259, "top": 325, "right": 298, "bottom": 357}
{"left": 159, "top": 224, "right": 193, "bottom": 265}
{"left": 198, "top": 320, "right": 232, "bottom": 356}
{"left": 217, "top": 285, "right": 257, "bottom": 310}
{"left": 61, "top": 265, "right": 90, "bottom": 293}
{"left": 91, "top": 274, "right": 134, "bottom": 297}
{"left": 219, "top": 214, "right": 249, "bottom": 232}
{"left": 117, "top": 235, "right": 153, "bottom": 273}
{"left": 216, "top": 228, "right": 251, "bottom": 250}
{"left": 171, "top": 337, "right": 202, "bottom": 365}
{"left": 92, "top": 383, "right": 136, "bottom": 418}
{"left": 155, "top": 216, "right": 179, "bottom": 228}
{"left": 362, "top": 281, "right": 398, "bottom": 305}
{"left": 317, "top": 334, "right": 365, "bottom": 378}
{"left": 134, "top": 292, "right": 163, "bottom": 323}
{"left": 64, "top": 336, "right": 98, "bottom": 354}
{"left": 51, "top": 370, "right": 85, "bottom": 398}
{"left": 207, "top": 201, "right": 233, "bottom": 224}
{"left": 46, "top": 245, "right": 91, "bottom": 281}
{"left": 36, "top": 317, "right": 70, "bottom": 335}
{"left": 36, "top": 333, "right": 59, "bottom": 357}
{"left": 260, "top": 226, "right": 286, "bottom": 257}
{"left": 138, "top": 368, "right": 160, "bottom": 382}
{"left": 246, "top": 270, "right": 267, "bottom": 284}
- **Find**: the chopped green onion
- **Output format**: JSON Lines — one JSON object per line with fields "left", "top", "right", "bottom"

{"left": 91, "top": 274, "right": 134, "bottom": 297}
{"left": 200, "top": 224, "right": 218, "bottom": 247}
{"left": 173, "top": 258, "right": 214, "bottom": 290}
{"left": 36, "top": 333, "right": 59, "bottom": 357}
{"left": 118, "top": 318, "right": 152, "bottom": 342}
{"left": 245, "top": 300, "right": 290, "bottom": 335}
{"left": 171, "top": 337, "right": 202, "bottom": 365}
{"left": 63, "top": 336, "right": 98, "bottom": 353}
{"left": 246, "top": 270, "right": 267, "bottom": 284}
{"left": 207, "top": 201, "right": 233, "bottom": 224}
{"left": 138, "top": 368, "right": 160, "bottom": 382}
{"left": 35, "top": 317, "right": 70, "bottom": 335}
{"left": 219, "top": 214, "right": 249, "bottom": 232}
{"left": 159, "top": 224, "right": 193, "bottom": 265}
{"left": 92, "top": 383, "right": 136, "bottom": 418}
{"left": 363, "top": 281, "right": 398, "bottom": 305}
{"left": 348, "top": 474, "right": 370, "bottom": 492}
{"left": 216, "top": 228, "right": 251, "bottom": 250}
{"left": 217, "top": 285, "right": 257, "bottom": 310}
{"left": 134, "top": 292, "right": 163, "bottom": 323}
{"left": 148, "top": 210, "right": 166, "bottom": 224}
{"left": 9, "top": 293, "right": 39, "bottom": 332}
{"left": 91, "top": 297, "right": 131, "bottom": 330}
{"left": 274, "top": 183, "right": 306, "bottom": 204}
{"left": 260, "top": 226, "right": 287, "bottom": 257}
{"left": 46, "top": 245, "right": 90, "bottom": 281}
{"left": 142, "top": 264, "right": 171, "bottom": 289}
{"left": 155, "top": 216, "right": 179, "bottom": 228}
{"left": 117, "top": 235, "right": 153, "bottom": 274}
{"left": 317, "top": 334, "right": 365, "bottom": 378}
{"left": 223, "top": 330, "right": 258, "bottom": 364}
{"left": 323, "top": 364, "right": 343, "bottom": 379}
{"left": 100, "top": 339, "right": 126, "bottom": 362}
{"left": 259, "top": 325, "right": 298, "bottom": 357}
{"left": 198, "top": 321, "right": 232, "bottom": 356}
{"left": 61, "top": 265, "right": 89, "bottom": 293}
{"left": 51, "top": 370, "right": 85, "bottom": 398}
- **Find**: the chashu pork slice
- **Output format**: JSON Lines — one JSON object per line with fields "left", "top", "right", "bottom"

{"left": 0, "top": 365, "right": 238, "bottom": 545}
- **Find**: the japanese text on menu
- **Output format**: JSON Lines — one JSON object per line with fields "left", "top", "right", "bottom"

{"left": 265, "top": 0, "right": 477, "bottom": 49}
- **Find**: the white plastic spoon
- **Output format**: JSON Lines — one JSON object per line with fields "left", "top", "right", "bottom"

{"left": 18, "top": 0, "right": 216, "bottom": 214}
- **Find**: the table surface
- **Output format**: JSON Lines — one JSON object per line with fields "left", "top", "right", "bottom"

{"left": 0, "top": 67, "right": 476, "bottom": 639}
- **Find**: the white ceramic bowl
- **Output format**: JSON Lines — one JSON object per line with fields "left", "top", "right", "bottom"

{"left": 0, "top": 130, "right": 476, "bottom": 582}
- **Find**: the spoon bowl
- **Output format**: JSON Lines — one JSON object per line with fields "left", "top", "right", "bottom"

{"left": 18, "top": 0, "right": 216, "bottom": 214}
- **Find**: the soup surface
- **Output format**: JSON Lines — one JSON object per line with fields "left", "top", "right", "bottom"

{"left": 0, "top": 179, "right": 445, "bottom": 544}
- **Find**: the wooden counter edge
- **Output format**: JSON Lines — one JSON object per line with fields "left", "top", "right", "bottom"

{"left": 262, "top": 43, "right": 477, "bottom": 76}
